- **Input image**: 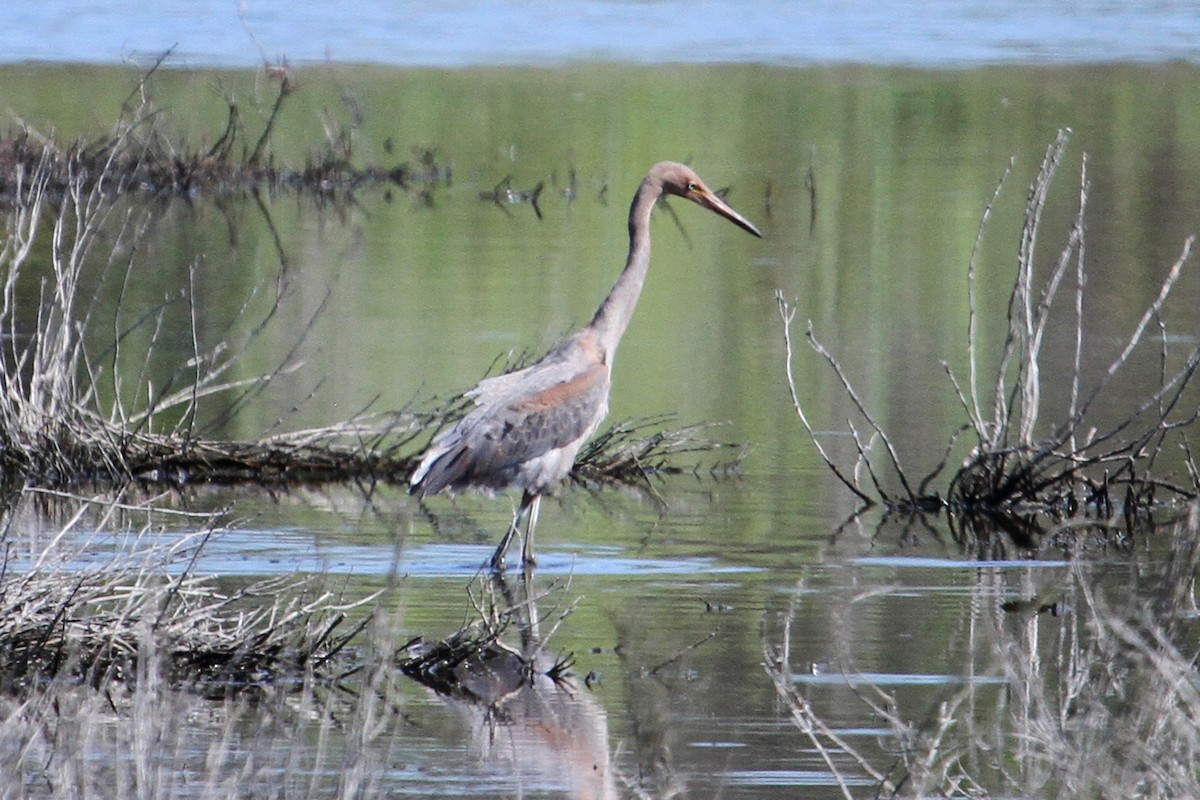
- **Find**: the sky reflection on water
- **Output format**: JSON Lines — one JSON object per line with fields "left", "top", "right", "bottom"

{"left": 28, "top": 527, "right": 765, "bottom": 578}
{"left": 4, "top": 1, "right": 1200, "bottom": 67}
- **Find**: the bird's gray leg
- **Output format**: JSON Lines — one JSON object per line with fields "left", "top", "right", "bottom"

{"left": 490, "top": 517, "right": 520, "bottom": 572}
{"left": 490, "top": 492, "right": 533, "bottom": 571}
{"left": 521, "top": 493, "right": 542, "bottom": 568}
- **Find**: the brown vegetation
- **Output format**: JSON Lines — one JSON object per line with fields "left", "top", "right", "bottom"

{"left": 0, "top": 54, "right": 447, "bottom": 205}
{"left": 0, "top": 493, "right": 373, "bottom": 697}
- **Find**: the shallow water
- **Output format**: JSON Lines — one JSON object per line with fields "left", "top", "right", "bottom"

{"left": 5, "top": 60, "right": 1200, "bottom": 797}
{"left": 14, "top": 479, "right": 1180, "bottom": 797}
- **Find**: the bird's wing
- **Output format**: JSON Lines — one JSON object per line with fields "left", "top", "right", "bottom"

{"left": 466, "top": 327, "right": 606, "bottom": 406}
{"left": 466, "top": 365, "right": 540, "bottom": 406}
{"left": 412, "top": 359, "right": 610, "bottom": 495}
{"left": 465, "top": 337, "right": 581, "bottom": 406}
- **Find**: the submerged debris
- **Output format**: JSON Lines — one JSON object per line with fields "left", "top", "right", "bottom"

{"left": 398, "top": 572, "right": 575, "bottom": 703}
{"left": 395, "top": 572, "right": 618, "bottom": 799}
{"left": 479, "top": 175, "right": 544, "bottom": 219}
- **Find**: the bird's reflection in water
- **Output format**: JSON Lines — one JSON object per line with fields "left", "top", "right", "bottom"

{"left": 401, "top": 570, "right": 617, "bottom": 800}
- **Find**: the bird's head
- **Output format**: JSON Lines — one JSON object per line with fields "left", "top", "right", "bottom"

{"left": 653, "top": 161, "right": 764, "bottom": 238}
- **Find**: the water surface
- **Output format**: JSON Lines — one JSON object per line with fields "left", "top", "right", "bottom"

{"left": 5, "top": 60, "right": 1200, "bottom": 797}
{"left": 5, "top": 1, "right": 1200, "bottom": 67}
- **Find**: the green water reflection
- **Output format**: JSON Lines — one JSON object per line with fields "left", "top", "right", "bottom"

{"left": 5, "top": 61, "right": 1200, "bottom": 797}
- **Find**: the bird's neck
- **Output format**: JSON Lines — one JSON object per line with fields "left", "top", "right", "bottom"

{"left": 589, "top": 177, "right": 660, "bottom": 361}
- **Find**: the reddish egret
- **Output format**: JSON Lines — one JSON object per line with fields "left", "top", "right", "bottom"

{"left": 410, "top": 161, "right": 763, "bottom": 569}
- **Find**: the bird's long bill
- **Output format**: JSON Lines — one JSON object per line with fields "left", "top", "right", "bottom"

{"left": 693, "top": 189, "right": 764, "bottom": 238}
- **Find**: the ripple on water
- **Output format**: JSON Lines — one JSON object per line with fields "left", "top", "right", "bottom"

{"left": 852, "top": 555, "right": 1071, "bottom": 569}
{"left": 41, "top": 529, "right": 766, "bottom": 579}
{"left": 790, "top": 670, "right": 1008, "bottom": 687}
{"left": 722, "top": 769, "right": 876, "bottom": 788}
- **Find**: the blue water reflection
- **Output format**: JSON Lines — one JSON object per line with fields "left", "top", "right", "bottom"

{"left": 4, "top": 1, "right": 1199, "bottom": 67}
{"left": 29, "top": 527, "right": 763, "bottom": 578}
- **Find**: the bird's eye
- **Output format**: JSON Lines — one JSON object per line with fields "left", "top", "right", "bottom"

{"left": 686, "top": 181, "right": 698, "bottom": 193}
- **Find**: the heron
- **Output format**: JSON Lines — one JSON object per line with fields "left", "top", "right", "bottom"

{"left": 410, "top": 161, "right": 763, "bottom": 570}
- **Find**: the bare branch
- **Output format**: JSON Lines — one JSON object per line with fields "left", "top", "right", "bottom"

{"left": 965, "top": 156, "right": 1013, "bottom": 438}
{"left": 806, "top": 320, "right": 917, "bottom": 503}
{"left": 774, "top": 291, "right": 873, "bottom": 505}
